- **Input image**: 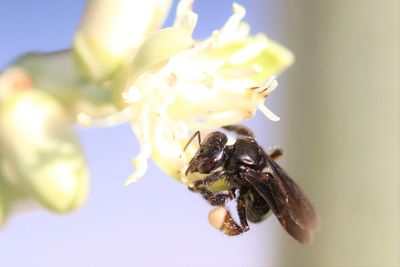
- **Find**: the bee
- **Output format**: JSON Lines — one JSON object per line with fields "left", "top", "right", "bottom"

{"left": 185, "top": 125, "right": 320, "bottom": 244}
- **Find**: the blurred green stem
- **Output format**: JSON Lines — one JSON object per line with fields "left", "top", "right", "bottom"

{"left": 279, "top": 0, "right": 399, "bottom": 266}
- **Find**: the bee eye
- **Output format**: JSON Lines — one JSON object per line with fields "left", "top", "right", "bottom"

{"left": 201, "top": 146, "right": 220, "bottom": 158}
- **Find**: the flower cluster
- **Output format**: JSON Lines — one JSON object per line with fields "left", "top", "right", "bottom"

{"left": 78, "top": 0, "right": 293, "bottom": 186}
{"left": 0, "top": 0, "right": 293, "bottom": 226}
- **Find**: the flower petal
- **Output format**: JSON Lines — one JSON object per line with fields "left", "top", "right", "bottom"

{"left": 74, "top": 0, "right": 173, "bottom": 81}
{"left": 207, "top": 36, "right": 294, "bottom": 84}
{"left": 114, "top": 26, "right": 194, "bottom": 105}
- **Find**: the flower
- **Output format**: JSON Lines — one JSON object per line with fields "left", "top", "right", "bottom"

{"left": 0, "top": 69, "right": 89, "bottom": 226}
{"left": 77, "top": 0, "right": 293, "bottom": 186}
{"left": 0, "top": 0, "right": 293, "bottom": 226}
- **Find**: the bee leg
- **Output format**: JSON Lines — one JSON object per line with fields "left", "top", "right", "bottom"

{"left": 192, "top": 171, "right": 227, "bottom": 189}
{"left": 192, "top": 188, "right": 236, "bottom": 206}
{"left": 223, "top": 125, "right": 254, "bottom": 138}
{"left": 266, "top": 147, "right": 284, "bottom": 161}
{"left": 237, "top": 190, "right": 250, "bottom": 232}
{"left": 209, "top": 189, "right": 251, "bottom": 236}
{"left": 216, "top": 205, "right": 249, "bottom": 236}
{"left": 220, "top": 209, "right": 246, "bottom": 236}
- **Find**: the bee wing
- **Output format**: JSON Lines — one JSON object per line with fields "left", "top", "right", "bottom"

{"left": 267, "top": 157, "right": 320, "bottom": 231}
{"left": 242, "top": 163, "right": 319, "bottom": 244}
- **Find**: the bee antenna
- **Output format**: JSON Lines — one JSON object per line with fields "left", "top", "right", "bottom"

{"left": 184, "top": 131, "right": 201, "bottom": 151}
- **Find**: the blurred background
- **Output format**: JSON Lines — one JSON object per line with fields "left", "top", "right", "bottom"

{"left": 0, "top": 0, "right": 398, "bottom": 266}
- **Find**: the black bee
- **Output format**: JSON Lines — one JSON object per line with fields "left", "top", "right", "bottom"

{"left": 185, "top": 125, "right": 320, "bottom": 244}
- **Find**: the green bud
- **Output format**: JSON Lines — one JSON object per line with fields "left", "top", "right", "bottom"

{"left": 0, "top": 90, "right": 89, "bottom": 212}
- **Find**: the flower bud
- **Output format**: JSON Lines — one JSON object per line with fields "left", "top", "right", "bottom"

{"left": 0, "top": 90, "right": 89, "bottom": 212}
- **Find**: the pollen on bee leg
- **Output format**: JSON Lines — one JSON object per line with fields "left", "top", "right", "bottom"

{"left": 208, "top": 206, "right": 228, "bottom": 230}
{"left": 208, "top": 206, "right": 243, "bottom": 236}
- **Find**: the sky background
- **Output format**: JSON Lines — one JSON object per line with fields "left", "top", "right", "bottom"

{"left": 0, "top": 1, "right": 290, "bottom": 266}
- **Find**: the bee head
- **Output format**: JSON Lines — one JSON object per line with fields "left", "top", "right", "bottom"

{"left": 185, "top": 131, "right": 228, "bottom": 175}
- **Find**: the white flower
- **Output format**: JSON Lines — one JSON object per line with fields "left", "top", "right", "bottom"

{"left": 77, "top": 1, "right": 293, "bottom": 186}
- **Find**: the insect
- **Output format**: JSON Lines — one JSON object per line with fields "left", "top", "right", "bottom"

{"left": 185, "top": 125, "right": 320, "bottom": 244}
